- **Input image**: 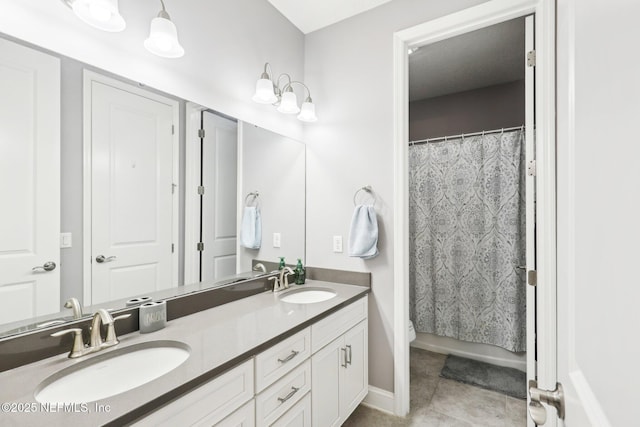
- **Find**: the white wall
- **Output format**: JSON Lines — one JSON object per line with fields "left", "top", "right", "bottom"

{"left": 303, "top": 0, "right": 488, "bottom": 392}
{"left": 0, "top": 0, "right": 305, "bottom": 141}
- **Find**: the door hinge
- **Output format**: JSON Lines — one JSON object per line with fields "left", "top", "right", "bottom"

{"left": 198, "top": 128, "right": 205, "bottom": 138}
{"left": 527, "top": 270, "right": 537, "bottom": 287}
{"left": 197, "top": 242, "right": 204, "bottom": 252}
{"left": 171, "top": 243, "right": 174, "bottom": 253}
{"left": 528, "top": 380, "right": 565, "bottom": 424}
{"left": 527, "top": 50, "right": 536, "bottom": 67}
{"left": 527, "top": 160, "right": 537, "bottom": 176}
{"left": 171, "top": 124, "right": 175, "bottom": 135}
{"left": 197, "top": 186, "right": 205, "bottom": 195}
{"left": 171, "top": 183, "right": 177, "bottom": 194}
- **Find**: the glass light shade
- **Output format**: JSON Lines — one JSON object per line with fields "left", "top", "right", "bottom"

{"left": 252, "top": 79, "right": 277, "bottom": 104}
{"left": 277, "top": 91, "right": 300, "bottom": 114}
{"left": 144, "top": 17, "right": 185, "bottom": 58}
{"left": 297, "top": 101, "right": 317, "bottom": 122}
{"left": 72, "top": 0, "right": 126, "bottom": 32}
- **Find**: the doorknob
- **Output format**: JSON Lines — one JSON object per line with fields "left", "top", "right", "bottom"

{"left": 32, "top": 261, "right": 56, "bottom": 272}
{"left": 96, "top": 255, "right": 117, "bottom": 263}
{"left": 528, "top": 380, "right": 565, "bottom": 425}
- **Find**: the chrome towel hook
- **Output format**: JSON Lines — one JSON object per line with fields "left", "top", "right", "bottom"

{"left": 353, "top": 186, "right": 375, "bottom": 207}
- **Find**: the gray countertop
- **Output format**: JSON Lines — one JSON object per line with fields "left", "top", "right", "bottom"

{"left": 0, "top": 281, "right": 369, "bottom": 427}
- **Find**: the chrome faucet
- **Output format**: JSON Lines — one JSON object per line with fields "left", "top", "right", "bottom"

{"left": 269, "top": 266, "right": 295, "bottom": 292}
{"left": 64, "top": 297, "right": 83, "bottom": 319}
{"left": 51, "top": 309, "right": 131, "bottom": 358}
{"left": 253, "top": 263, "right": 267, "bottom": 273}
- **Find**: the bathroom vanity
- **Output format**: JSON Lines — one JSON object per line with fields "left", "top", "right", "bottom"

{"left": 0, "top": 280, "right": 369, "bottom": 426}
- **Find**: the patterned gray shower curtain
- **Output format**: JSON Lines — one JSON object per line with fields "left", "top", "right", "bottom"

{"left": 409, "top": 129, "right": 526, "bottom": 352}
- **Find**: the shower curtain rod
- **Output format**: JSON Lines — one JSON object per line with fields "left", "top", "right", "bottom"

{"left": 408, "top": 125, "right": 524, "bottom": 145}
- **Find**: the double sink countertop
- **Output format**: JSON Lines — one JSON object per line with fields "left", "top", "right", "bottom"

{"left": 0, "top": 281, "right": 369, "bottom": 426}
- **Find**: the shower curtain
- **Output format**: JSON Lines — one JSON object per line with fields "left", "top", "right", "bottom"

{"left": 409, "top": 129, "right": 526, "bottom": 352}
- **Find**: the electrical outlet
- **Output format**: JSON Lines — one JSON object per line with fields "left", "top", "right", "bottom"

{"left": 273, "top": 232, "right": 281, "bottom": 248}
{"left": 333, "top": 235, "right": 343, "bottom": 253}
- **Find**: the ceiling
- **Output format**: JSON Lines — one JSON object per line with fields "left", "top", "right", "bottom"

{"left": 267, "top": 0, "right": 394, "bottom": 34}
{"left": 409, "top": 17, "right": 525, "bottom": 101}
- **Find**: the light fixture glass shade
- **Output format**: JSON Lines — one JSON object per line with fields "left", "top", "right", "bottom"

{"left": 297, "top": 101, "right": 317, "bottom": 122}
{"left": 252, "top": 78, "right": 277, "bottom": 104}
{"left": 144, "top": 16, "right": 185, "bottom": 58}
{"left": 277, "top": 91, "right": 300, "bottom": 114}
{"left": 72, "top": 0, "right": 126, "bottom": 32}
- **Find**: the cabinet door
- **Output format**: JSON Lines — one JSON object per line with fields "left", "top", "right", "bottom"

{"left": 311, "top": 336, "right": 343, "bottom": 427}
{"left": 271, "top": 392, "right": 311, "bottom": 427}
{"left": 340, "top": 320, "right": 368, "bottom": 421}
{"left": 216, "top": 400, "right": 255, "bottom": 427}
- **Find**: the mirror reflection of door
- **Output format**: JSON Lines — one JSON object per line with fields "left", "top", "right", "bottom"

{"left": 0, "top": 38, "right": 61, "bottom": 323}
{"left": 84, "top": 71, "right": 179, "bottom": 305}
{"left": 199, "top": 111, "right": 238, "bottom": 282}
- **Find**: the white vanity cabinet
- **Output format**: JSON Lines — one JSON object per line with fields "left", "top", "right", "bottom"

{"left": 311, "top": 316, "right": 368, "bottom": 427}
{"left": 134, "top": 296, "right": 368, "bottom": 427}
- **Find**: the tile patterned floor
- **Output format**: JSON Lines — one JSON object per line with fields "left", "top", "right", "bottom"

{"left": 343, "top": 348, "right": 527, "bottom": 427}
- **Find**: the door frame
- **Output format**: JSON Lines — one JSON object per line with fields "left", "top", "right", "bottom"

{"left": 82, "top": 70, "right": 180, "bottom": 306}
{"left": 392, "top": 0, "right": 557, "bottom": 421}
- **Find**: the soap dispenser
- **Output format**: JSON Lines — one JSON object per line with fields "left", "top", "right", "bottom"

{"left": 278, "top": 257, "right": 286, "bottom": 270}
{"left": 294, "top": 258, "right": 306, "bottom": 285}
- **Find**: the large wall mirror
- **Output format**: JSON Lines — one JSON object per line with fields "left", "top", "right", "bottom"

{"left": 0, "top": 33, "right": 306, "bottom": 339}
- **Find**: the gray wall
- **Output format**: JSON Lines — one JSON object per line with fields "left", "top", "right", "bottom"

{"left": 409, "top": 80, "right": 525, "bottom": 141}
{"left": 304, "top": 0, "right": 489, "bottom": 393}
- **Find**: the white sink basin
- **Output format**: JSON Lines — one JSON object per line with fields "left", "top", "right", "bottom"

{"left": 280, "top": 287, "right": 337, "bottom": 304}
{"left": 35, "top": 340, "right": 190, "bottom": 403}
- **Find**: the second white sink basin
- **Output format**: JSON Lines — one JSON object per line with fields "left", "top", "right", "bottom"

{"left": 280, "top": 287, "right": 337, "bottom": 304}
{"left": 35, "top": 340, "right": 190, "bottom": 403}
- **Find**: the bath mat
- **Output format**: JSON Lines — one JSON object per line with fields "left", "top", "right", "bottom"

{"left": 440, "top": 355, "right": 526, "bottom": 399}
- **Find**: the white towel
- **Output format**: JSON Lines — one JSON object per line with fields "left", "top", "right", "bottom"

{"left": 348, "top": 205, "right": 379, "bottom": 259}
{"left": 240, "top": 206, "right": 261, "bottom": 249}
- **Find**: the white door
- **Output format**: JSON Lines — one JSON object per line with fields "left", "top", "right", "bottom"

{"left": 311, "top": 336, "right": 342, "bottom": 427}
{"left": 86, "top": 72, "right": 178, "bottom": 305}
{"left": 555, "top": 1, "right": 639, "bottom": 425}
{"left": 0, "top": 38, "right": 60, "bottom": 324}
{"left": 200, "top": 111, "right": 237, "bottom": 282}
{"left": 341, "top": 320, "right": 368, "bottom": 420}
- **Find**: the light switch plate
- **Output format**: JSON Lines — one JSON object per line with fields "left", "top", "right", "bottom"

{"left": 273, "top": 232, "right": 281, "bottom": 248}
{"left": 60, "top": 232, "right": 72, "bottom": 248}
{"left": 333, "top": 235, "right": 343, "bottom": 253}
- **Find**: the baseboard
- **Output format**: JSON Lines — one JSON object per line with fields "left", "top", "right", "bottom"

{"left": 361, "top": 385, "right": 395, "bottom": 415}
{"left": 411, "top": 333, "right": 526, "bottom": 371}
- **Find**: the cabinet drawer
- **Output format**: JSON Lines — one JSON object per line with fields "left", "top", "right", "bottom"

{"left": 271, "top": 392, "right": 311, "bottom": 427}
{"left": 311, "top": 297, "right": 367, "bottom": 353}
{"left": 256, "top": 360, "right": 311, "bottom": 426}
{"left": 216, "top": 399, "right": 255, "bottom": 427}
{"left": 255, "top": 328, "right": 311, "bottom": 393}
{"left": 134, "top": 359, "right": 254, "bottom": 427}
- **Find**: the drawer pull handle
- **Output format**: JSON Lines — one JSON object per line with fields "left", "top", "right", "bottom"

{"left": 277, "top": 350, "right": 299, "bottom": 364}
{"left": 346, "top": 344, "right": 352, "bottom": 365}
{"left": 341, "top": 347, "right": 348, "bottom": 368}
{"left": 277, "top": 386, "right": 300, "bottom": 404}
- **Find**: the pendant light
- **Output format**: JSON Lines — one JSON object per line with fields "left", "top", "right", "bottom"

{"left": 144, "top": 0, "right": 185, "bottom": 58}
{"left": 71, "top": 0, "right": 126, "bottom": 32}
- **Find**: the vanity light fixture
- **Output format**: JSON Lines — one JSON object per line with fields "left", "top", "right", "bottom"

{"left": 70, "top": 0, "right": 126, "bottom": 32}
{"left": 144, "top": 0, "right": 184, "bottom": 58}
{"left": 252, "top": 63, "right": 318, "bottom": 123}
{"left": 61, "top": 0, "right": 184, "bottom": 58}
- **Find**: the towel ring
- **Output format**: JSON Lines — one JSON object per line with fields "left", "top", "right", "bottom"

{"left": 245, "top": 191, "right": 259, "bottom": 207}
{"left": 353, "top": 186, "right": 376, "bottom": 207}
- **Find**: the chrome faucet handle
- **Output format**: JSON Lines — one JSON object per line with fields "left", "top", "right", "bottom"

{"left": 103, "top": 313, "right": 131, "bottom": 347}
{"left": 51, "top": 328, "right": 86, "bottom": 358}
